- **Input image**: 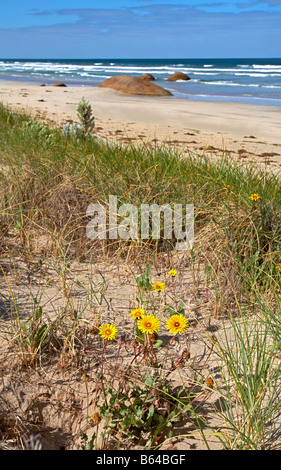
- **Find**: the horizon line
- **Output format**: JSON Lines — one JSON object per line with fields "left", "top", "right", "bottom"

{"left": 1, "top": 56, "right": 281, "bottom": 61}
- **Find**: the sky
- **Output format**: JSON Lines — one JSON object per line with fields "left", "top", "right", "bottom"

{"left": 0, "top": 0, "right": 281, "bottom": 58}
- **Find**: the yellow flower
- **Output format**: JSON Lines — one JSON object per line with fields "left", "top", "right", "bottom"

{"left": 138, "top": 315, "right": 161, "bottom": 335}
{"left": 168, "top": 270, "right": 178, "bottom": 277}
{"left": 130, "top": 308, "right": 145, "bottom": 320}
{"left": 205, "top": 377, "right": 214, "bottom": 389}
{"left": 275, "top": 263, "right": 281, "bottom": 272}
{"left": 249, "top": 193, "right": 261, "bottom": 202}
{"left": 166, "top": 314, "right": 189, "bottom": 335}
{"left": 90, "top": 413, "right": 101, "bottom": 424}
{"left": 152, "top": 281, "right": 166, "bottom": 292}
{"left": 99, "top": 323, "right": 118, "bottom": 341}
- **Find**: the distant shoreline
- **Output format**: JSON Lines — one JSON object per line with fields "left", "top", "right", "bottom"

{"left": 1, "top": 57, "right": 281, "bottom": 108}
{"left": 0, "top": 77, "right": 280, "bottom": 108}
{"left": 0, "top": 78, "right": 281, "bottom": 170}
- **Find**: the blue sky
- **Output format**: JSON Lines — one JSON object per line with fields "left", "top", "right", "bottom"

{"left": 0, "top": 0, "right": 281, "bottom": 58}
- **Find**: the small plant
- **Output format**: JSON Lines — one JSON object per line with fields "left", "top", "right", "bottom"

{"left": 62, "top": 121, "right": 85, "bottom": 140}
{"left": 18, "top": 118, "right": 56, "bottom": 147}
{"left": 136, "top": 265, "right": 152, "bottom": 292}
{"left": 63, "top": 97, "right": 95, "bottom": 140}
{"left": 90, "top": 296, "right": 195, "bottom": 449}
{"left": 13, "top": 300, "right": 55, "bottom": 367}
{"left": 79, "top": 431, "right": 97, "bottom": 450}
{"left": 99, "top": 369, "right": 194, "bottom": 449}
{"left": 77, "top": 96, "right": 95, "bottom": 136}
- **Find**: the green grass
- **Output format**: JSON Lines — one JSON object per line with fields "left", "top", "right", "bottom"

{"left": 1, "top": 102, "right": 281, "bottom": 450}
{"left": 0, "top": 101, "right": 280, "bottom": 293}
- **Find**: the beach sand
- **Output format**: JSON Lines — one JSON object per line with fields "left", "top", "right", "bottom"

{"left": 1, "top": 79, "right": 281, "bottom": 450}
{"left": 0, "top": 79, "right": 281, "bottom": 170}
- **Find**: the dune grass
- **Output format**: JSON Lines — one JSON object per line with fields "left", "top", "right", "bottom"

{"left": 0, "top": 101, "right": 280, "bottom": 275}
{"left": 0, "top": 101, "right": 281, "bottom": 450}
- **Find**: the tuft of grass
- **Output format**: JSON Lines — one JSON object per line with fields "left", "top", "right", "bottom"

{"left": 211, "top": 307, "right": 281, "bottom": 450}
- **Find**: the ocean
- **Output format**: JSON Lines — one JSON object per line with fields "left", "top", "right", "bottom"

{"left": 1, "top": 58, "right": 281, "bottom": 107}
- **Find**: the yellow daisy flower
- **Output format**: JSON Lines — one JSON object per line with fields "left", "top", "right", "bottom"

{"left": 249, "top": 193, "right": 261, "bottom": 202}
{"left": 99, "top": 323, "right": 118, "bottom": 341}
{"left": 138, "top": 315, "right": 161, "bottom": 335}
{"left": 130, "top": 308, "right": 145, "bottom": 320}
{"left": 166, "top": 314, "right": 189, "bottom": 335}
{"left": 90, "top": 413, "right": 101, "bottom": 424}
{"left": 168, "top": 270, "right": 178, "bottom": 277}
{"left": 152, "top": 281, "right": 166, "bottom": 292}
{"left": 275, "top": 263, "right": 281, "bottom": 272}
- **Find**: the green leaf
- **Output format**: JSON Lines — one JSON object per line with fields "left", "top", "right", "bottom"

{"left": 34, "top": 306, "right": 43, "bottom": 321}
{"left": 147, "top": 404, "right": 155, "bottom": 420}
{"left": 35, "top": 324, "right": 48, "bottom": 348}
{"left": 177, "top": 301, "right": 185, "bottom": 315}
{"left": 135, "top": 326, "right": 144, "bottom": 344}
{"left": 168, "top": 306, "right": 177, "bottom": 316}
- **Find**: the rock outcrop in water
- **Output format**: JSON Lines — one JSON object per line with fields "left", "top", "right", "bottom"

{"left": 52, "top": 82, "right": 67, "bottom": 87}
{"left": 167, "top": 72, "right": 190, "bottom": 82}
{"left": 99, "top": 75, "right": 172, "bottom": 96}
{"left": 140, "top": 73, "right": 156, "bottom": 81}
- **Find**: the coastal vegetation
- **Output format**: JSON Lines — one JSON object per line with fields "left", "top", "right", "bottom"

{"left": 0, "top": 100, "right": 281, "bottom": 450}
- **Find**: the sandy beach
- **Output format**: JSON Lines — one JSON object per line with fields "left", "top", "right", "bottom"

{"left": 0, "top": 79, "right": 281, "bottom": 170}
